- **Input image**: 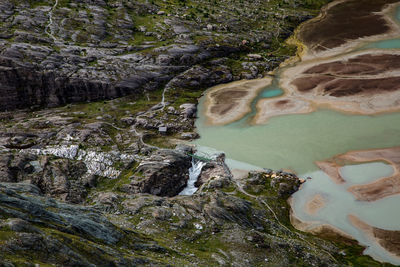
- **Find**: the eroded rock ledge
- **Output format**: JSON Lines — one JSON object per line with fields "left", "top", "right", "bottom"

{"left": 0, "top": 168, "right": 351, "bottom": 266}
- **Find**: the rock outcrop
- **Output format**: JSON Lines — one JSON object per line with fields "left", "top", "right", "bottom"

{"left": 0, "top": 182, "right": 166, "bottom": 266}
{"left": 122, "top": 148, "right": 192, "bottom": 197}
{"left": 0, "top": 153, "right": 94, "bottom": 203}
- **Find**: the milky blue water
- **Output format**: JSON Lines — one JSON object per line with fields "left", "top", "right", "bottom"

{"left": 259, "top": 88, "right": 283, "bottom": 98}
{"left": 193, "top": 3, "right": 400, "bottom": 264}
{"left": 364, "top": 38, "right": 400, "bottom": 49}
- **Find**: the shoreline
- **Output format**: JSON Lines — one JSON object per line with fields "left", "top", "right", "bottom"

{"left": 195, "top": 1, "right": 400, "bottom": 262}
{"left": 298, "top": 1, "right": 400, "bottom": 61}
{"left": 202, "top": 77, "right": 272, "bottom": 126}
{"left": 313, "top": 147, "right": 400, "bottom": 202}
{"left": 349, "top": 214, "right": 400, "bottom": 260}
{"left": 201, "top": 2, "right": 400, "bottom": 126}
{"left": 255, "top": 47, "right": 400, "bottom": 124}
{"left": 288, "top": 197, "right": 355, "bottom": 241}
{"left": 255, "top": 1, "right": 400, "bottom": 125}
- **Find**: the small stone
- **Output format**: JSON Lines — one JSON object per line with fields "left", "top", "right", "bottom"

{"left": 167, "top": 106, "right": 175, "bottom": 113}
{"left": 120, "top": 116, "right": 135, "bottom": 126}
{"left": 194, "top": 223, "right": 203, "bottom": 230}
{"left": 247, "top": 53, "right": 262, "bottom": 59}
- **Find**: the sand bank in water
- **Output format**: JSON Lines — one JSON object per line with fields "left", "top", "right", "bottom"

{"left": 203, "top": 77, "right": 272, "bottom": 126}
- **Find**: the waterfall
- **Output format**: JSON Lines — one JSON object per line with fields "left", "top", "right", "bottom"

{"left": 179, "top": 159, "right": 206, "bottom": 196}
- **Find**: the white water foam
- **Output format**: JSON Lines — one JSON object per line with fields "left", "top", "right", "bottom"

{"left": 179, "top": 159, "right": 206, "bottom": 196}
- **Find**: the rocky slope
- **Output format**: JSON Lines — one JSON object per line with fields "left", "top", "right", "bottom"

{"left": 0, "top": 0, "right": 324, "bottom": 111}
{"left": 0, "top": 170, "right": 357, "bottom": 266}
{"left": 0, "top": 0, "right": 391, "bottom": 266}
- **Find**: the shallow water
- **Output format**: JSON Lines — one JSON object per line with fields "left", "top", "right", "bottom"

{"left": 193, "top": 3, "right": 400, "bottom": 264}
{"left": 291, "top": 165, "right": 400, "bottom": 265}
{"left": 363, "top": 38, "right": 400, "bottom": 49}
{"left": 195, "top": 104, "right": 400, "bottom": 263}
{"left": 195, "top": 107, "right": 400, "bottom": 174}
{"left": 339, "top": 161, "right": 394, "bottom": 186}
{"left": 259, "top": 88, "right": 284, "bottom": 98}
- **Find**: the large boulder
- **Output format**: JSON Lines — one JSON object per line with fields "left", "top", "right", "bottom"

{"left": 122, "top": 148, "right": 192, "bottom": 197}
{"left": 0, "top": 182, "right": 122, "bottom": 245}
{"left": 0, "top": 153, "right": 96, "bottom": 203}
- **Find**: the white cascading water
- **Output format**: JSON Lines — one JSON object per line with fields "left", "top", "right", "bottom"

{"left": 179, "top": 159, "right": 206, "bottom": 196}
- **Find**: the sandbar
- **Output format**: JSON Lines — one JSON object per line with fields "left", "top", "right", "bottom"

{"left": 203, "top": 77, "right": 272, "bottom": 126}
{"left": 253, "top": 97, "right": 313, "bottom": 124}
{"left": 315, "top": 147, "right": 400, "bottom": 202}
{"left": 315, "top": 161, "right": 345, "bottom": 184}
{"left": 298, "top": 0, "right": 400, "bottom": 59}
{"left": 252, "top": 1, "right": 400, "bottom": 125}
{"left": 344, "top": 148, "right": 400, "bottom": 202}
{"left": 252, "top": 50, "right": 400, "bottom": 124}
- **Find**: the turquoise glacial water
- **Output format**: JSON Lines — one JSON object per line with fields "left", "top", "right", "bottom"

{"left": 193, "top": 3, "right": 400, "bottom": 264}
{"left": 291, "top": 164, "right": 400, "bottom": 265}
{"left": 259, "top": 88, "right": 283, "bottom": 98}
{"left": 364, "top": 38, "right": 400, "bottom": 49}
{"left": 195, "top": 105, "right": 400, "bottom": 174}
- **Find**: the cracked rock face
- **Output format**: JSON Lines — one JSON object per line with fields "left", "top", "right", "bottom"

{"left": 0, "top": 182, "right": 122, "bottom": 245}
{"left": 0, "top": 152, "right": 98, "bottom": 203}
{"left": 122, "top": 148, "right": 192, "bottom": 197}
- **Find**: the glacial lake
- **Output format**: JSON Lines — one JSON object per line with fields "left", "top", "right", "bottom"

{"left": 193, "top": 4, "right": 400, "bottom": 265}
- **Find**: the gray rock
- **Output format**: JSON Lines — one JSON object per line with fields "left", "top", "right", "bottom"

{"left": 180, "top": 132, "right": 199, "bottom": 140}
{"left": 0, "top": 182, "right": 122, "bottom": 245}
{"left": 120, "top": 116, "right": 136, "bottom": 126}
{"left": 3, "top": 218, "right": 40, "bottom": 233}
{"left": 179, "top": 103, "right": 197, "bottom": 119}
{"left": 124, "top": 148, "right": 191, "bottom": 197}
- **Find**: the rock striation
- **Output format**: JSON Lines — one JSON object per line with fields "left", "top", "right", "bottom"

{"left": 122, "top": 148, "right": 192, "bottom": 197}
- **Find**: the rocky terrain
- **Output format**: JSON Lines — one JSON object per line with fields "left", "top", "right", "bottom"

{"left": 0, "top": 169, "right": 365, "bottom": 266}
{"left": 0, "top": 0, "right": 392, "bottom": 266}
{"left": 0, "top": 0, "right": 325, "bottom": 111}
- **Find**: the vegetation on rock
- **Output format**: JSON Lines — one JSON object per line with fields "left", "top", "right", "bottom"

{"left": 0, "top": 0, "right": 391, "bottom": 266}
